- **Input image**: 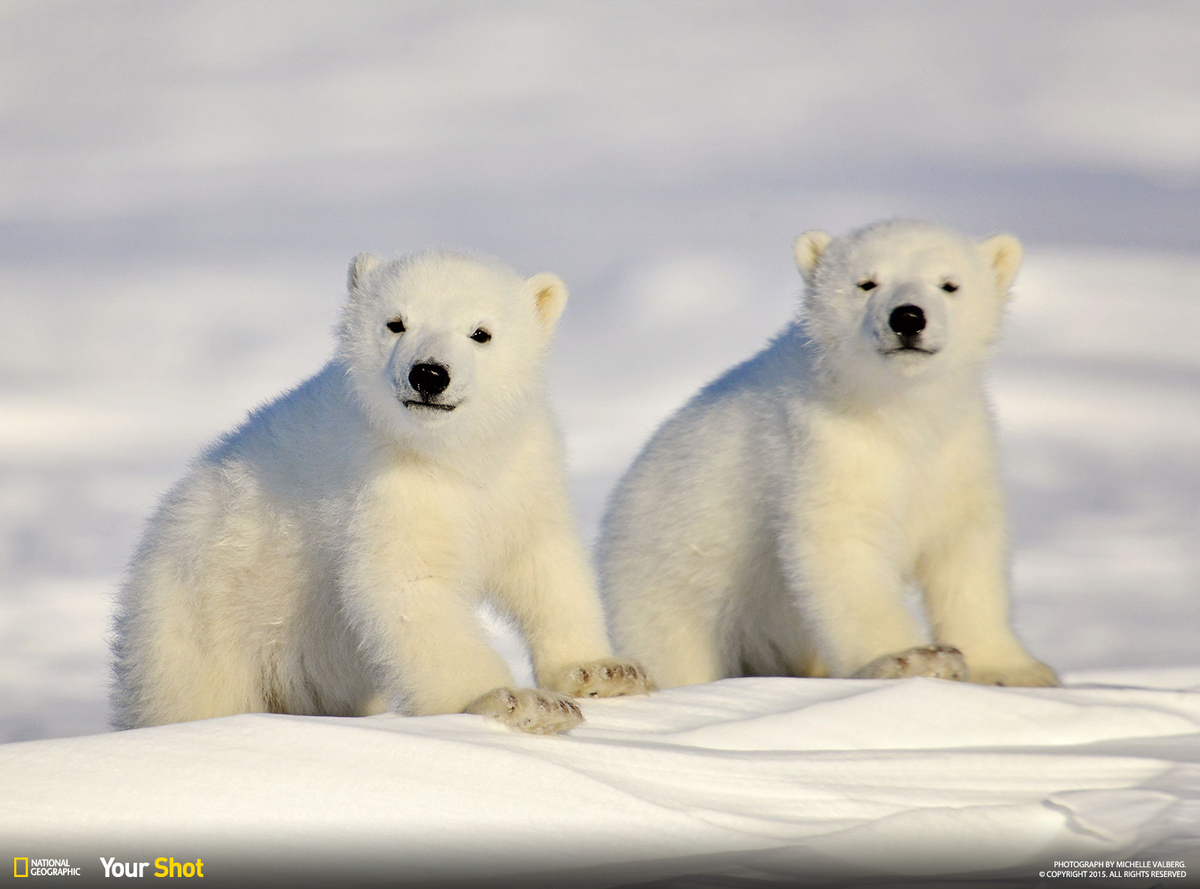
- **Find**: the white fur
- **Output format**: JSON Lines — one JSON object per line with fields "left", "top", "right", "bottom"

{"left": 598, "top": 221, "right": 1057, "bottom": 689}
{"left": 111, "top": 251, "right": 650, "bottom": 734}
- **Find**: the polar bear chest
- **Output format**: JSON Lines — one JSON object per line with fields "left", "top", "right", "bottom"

{"left": 796, "top": 401, "right": 991, "bottom": 557}
{"left": 359, "top": 438, "right": 552, "bottom": 579}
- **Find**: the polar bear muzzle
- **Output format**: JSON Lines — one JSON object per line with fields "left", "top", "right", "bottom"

{"left": 874, "top": 284, "right": 948, "bottom": 360}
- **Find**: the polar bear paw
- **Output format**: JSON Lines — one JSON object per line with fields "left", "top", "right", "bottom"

{"left": 852, "top": 645, "right": 969, "bottom": 681}
{"left": 551, "top": 659, "right": 655, "bottom": 698}
{"left": 969, "top": 660, "right": 1060, "bottom": 687}
{"left": 464, "top": 687, "right": 584, "bottom": 734}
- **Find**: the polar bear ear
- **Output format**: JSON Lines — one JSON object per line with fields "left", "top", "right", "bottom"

{"left": 347, "top": 253, "right": 383, "bottom": 293}
{"left": 793, "top": 231, "right": 833, "bottom": 285}
{"left": 979, "top": 234, "right": 1023, "bottom": 296}
{"left": 527, "top": 273, "right": 568, "bottom": 332}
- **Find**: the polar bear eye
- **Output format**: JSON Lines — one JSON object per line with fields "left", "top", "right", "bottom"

{"left": 386, "top": 318, "right": 405, "bottom": 334}
{"left": 857, "top": 280, "right": 877, "bottom": 291}
{"left": 940, "top": 281, "right": 959, "bottom": 293}
{"left": 470, "top": 328, "right": 492, "bottom": 344}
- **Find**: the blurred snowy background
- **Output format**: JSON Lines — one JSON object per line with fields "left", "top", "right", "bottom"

{"left": 1, "top": 0, "right": 1197, "bottom": 743}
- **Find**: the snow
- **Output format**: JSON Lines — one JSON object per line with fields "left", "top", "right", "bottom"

{"left": 3, "top": 670, "right": 1198, "bottom": 884}
{"left": 2, "top": 2, "right": 1199, "bottom": 884}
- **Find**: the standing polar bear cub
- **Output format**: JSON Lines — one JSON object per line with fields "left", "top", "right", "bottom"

{"left": 112, "top": 251, "right": 650, "bottom": 734}
{"left": 598, "top": 221, "right": 1057, "bottom": 688}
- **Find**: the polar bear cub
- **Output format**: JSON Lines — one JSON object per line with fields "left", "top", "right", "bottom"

{"left": 598, "top": 221, "right": 1057, "bottom": 688}
{"left": 112, "top": 251, "right": 650, "bottom": 734}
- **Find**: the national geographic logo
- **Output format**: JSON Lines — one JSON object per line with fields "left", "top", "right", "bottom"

{"left": 12, "top": 856, "right": 205, "bottom": 879}
{"left": 14, "top": 857, "right": 81, "bottom": 877}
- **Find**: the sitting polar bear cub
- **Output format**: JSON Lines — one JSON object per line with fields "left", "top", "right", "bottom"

{"left": 598, "top": 220, "right": 1057, "bottom": 688}
{"left": 112, "top": 251, "right": 650, "bottom": 734}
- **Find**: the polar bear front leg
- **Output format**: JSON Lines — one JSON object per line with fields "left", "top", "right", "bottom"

{"left": 492, "top": 522, "right": 655, "bottom": 700}
{"left": 783, "top": 495, "right": 929, "bottom": 678}
{"left": 917, "top": 499, "right": 1059, "bottom": 687}
{"left": 343, "top": 568, "right": 511, "bottom": 710}
{"left": 341, "top": 554, "right": 587, "bottom": 733}
{"left": 347, "top": 578, "right": 584, "bottom": 734}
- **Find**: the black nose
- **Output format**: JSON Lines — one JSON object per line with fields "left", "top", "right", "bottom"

{"left": 889, "top": 305, "right": 926, "bottom": 338}
{"left": 409, "top": 363, "right": 450, "bottom": 397}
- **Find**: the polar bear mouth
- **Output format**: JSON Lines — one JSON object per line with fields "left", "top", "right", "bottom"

{"left": 881, "top": 345, "right": 938, "bottom": 356}
{"left": 402, "top": 399, "right": 459, "bottom": 412}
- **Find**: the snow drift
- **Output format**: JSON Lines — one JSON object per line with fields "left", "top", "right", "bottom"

{"left": 4, "top": 669, "right": 1198, "bottom": 886}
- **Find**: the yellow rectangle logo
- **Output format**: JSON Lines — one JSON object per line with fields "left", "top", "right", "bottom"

{"left": 14, "top": 857, "right": 29, "bottom": 877}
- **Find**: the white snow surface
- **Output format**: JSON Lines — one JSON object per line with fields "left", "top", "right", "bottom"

{"left": 4, "top": 668, "right": 1199, "bottom": 885}
{"left": 3, "top": 2, "right": 1200, "bottom": 884}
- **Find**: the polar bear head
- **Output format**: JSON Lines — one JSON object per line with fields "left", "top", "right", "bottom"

{"left": 336, "top": 251, "right": 567, "bottom": 448}
{"left": 792, "top": 220, "right": 1021, "bottom": 389}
